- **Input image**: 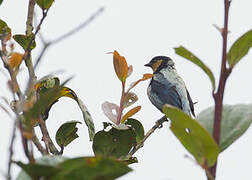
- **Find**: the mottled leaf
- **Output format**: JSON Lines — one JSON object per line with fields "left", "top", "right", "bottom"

{"left": 227, "top": 29, "right": 252, "bottom": 68}
{"left": 196, "top": 104, "right": 252, "bottom": 152}
{"left": 121, "top": 106, "right": 141, "bottom": 123}
{"left": 13, "top": 34, "right": 36, "bottom": 50}
{"left": 93, "top": 127, "right": 136, "bottom": 158}
{"left": 163, "top": 104, "right": 219, "bottom": 168}
{"left": 56, "top": 121, "right": 81, "bottom": 147}
{"left": 123, "top": 92, "right": 138, "bottom": 108}
{"left": 51, "top": 157, "right": 132, "bottom": 180}
{"left": 76, "top": 98, "right": 95, "bottom": 141}
{"left": 174, "top": 46, "right": 215, "bottom": 91}
{"left": 35, "top": 0, "right": 54, "bottom": 9}
{"left": 101, "top": 101, "right": 119, "bottom": 124}
{"left": 113, "top": 50, "right": 128, "bottom": 82}
{"left": 125, "top": 118, "right": 144, "bottom": 143}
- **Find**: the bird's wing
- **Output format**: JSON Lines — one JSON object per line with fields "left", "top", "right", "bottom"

{"left": 186, "top": 89, "right": 195, "bottom": 117}
{"left": 150, "top": 79, "right": 182, "bottom": 111}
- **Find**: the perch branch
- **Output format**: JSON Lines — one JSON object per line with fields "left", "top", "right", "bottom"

{"left": 128, "top": 116, "right": 168, "bottom": 156}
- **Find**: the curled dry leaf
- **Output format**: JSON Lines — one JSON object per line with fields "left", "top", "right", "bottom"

{"left": 123, "top": 92, "right": 138, "bottom": 108}
{"left": 121, "top": 106, "right": 141, "bottom": 123}
{"left": 113, "top": 50, "right": 128, "bottom": 82}
{"left": 127, "top": 65, "right": 133, "bottom": 77}
{"left": 8, "top": 52, "right": 23, "bottom": 70}
{"left": 102, "top": 101, "right": 120, "bottom": 124}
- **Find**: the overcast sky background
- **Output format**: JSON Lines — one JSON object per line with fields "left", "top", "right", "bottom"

{"left": 1, "top": 0, "right": 252, "bottom": 179}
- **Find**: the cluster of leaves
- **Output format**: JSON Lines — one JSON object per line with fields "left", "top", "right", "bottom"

{"left": 94, "top": 51, "right": 150, "bottom": 161}
{"left": 173, "top": 29, "right": 252, "bottom": 167}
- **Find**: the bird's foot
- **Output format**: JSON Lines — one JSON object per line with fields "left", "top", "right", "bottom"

{"left": 155, "top": 116, "right": 168, "bottom": 128}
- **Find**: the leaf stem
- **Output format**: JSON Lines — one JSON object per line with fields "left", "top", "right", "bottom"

{"left": 117, "top": 81, "right": 126, "bottom": 124}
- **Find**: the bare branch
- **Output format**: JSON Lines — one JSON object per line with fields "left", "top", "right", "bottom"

{"left": 31, "top": 129, "right": 48, "bottom": 155}
{"left": 34, "top": 7, "right": 104, "bottom": 70}
{"left": 128, "top": 116, "right": 168, "bottom": 156}
{"left": 52, "top": 7, "right": 104, "bottom": 44}
{"left": 38, "top": 117, "right": 60, "bottom": 155}
{"left": 7, "top": 121, "right": 16, "bottom": 180}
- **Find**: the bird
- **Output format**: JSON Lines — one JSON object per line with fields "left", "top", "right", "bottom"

{"left": 145, "top": 56, "right": 195, "bottom": 117}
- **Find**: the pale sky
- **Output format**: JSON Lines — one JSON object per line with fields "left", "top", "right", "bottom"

{"left": 1, "top": 0, "right": 252, "bottom": 179}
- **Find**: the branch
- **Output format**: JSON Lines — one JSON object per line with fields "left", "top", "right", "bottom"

{"left": 38, "top": 117, "right": 60, "bottom": 155}
{"left": 210, "top": 0, "right": 232, "bottom": 178}
{"left": 31, "top": 129, "right": 48, "bottom": 155}
{"left": 128, "top": 116, "right": 168, "bottom": 156}
{"left": 7, "top": 121, "right": 16, "bottom": 180}
{"left": 34, "top": 7, "right": 104, "bottom": 70}
{"left": 24, "top": 0, "right": 36, "bottom": 81}
{"left": 52, "top": 7, "right": 104, "bottom": 44}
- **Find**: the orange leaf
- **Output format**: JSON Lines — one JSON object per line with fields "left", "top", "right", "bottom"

{"left": 143, "top": 73, "right": 153, "bottom": 80}
{"left": 113, "top": 50, "right": 128, "bottom": 82}
{"left": 121, "top": 106, "right": 141, "bottom": 123}
{"left": 8, "top": 52, "right": 23, "bottom": 69}
{"left": 127, "top": 73, "right": 153, "bottom": 92}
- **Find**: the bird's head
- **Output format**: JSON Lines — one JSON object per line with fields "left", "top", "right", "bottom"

{"left": 144, "top": 56, "right": 175, "bottom": 73}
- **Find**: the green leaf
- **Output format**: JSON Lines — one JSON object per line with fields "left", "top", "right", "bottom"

{"left": 174, "top": 46, "right": 215, "bottom": 91}
{"left": 35, "top": 0, "right": 54, "bottom": 9}
{"left": 51, "top": 157, "right": 132, "bottom": 180}
{"left": 13, "top": 34, "right": 36, "bottom": 50}
{"left": 26, "top": 77, "right": 95, "bottom": 141}
{"left": 93, "top": 127, "right": 136, "bottom": 158}
{"left": 0, "top": 19, "right": 11, "bottom": 36}
{"left": 196, "top": 104, "right": 252, "bottom": 152}
{"left": 16, "top": 156, "right": 67, "bottom": 180}
{"left": 16, "top": 162, "right": 59, "bottom": 179}
{"left": 163, "top": 104, "right": 219, "bottom": 168}
{"left": 0, "top": 0, "right": 3, "bottom": 6}
{"left": 56, "top": 121, "right": 82, "bottom": 147}
{"left": 125, "top": 118, "right": 144, "bottom": 143}
{"left": 227, "top": 29, "right": 252, "bottom": 68}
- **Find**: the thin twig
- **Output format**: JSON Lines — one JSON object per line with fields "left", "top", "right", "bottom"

{"left": 52, "top": 7, "right": 104, "bottom": 44}
{"left": 34, "top": 7, "right": 104, "bottom": 70}
{"left": 38, "top": 117, "right": 60, "bottom": 155}
{"left": 31, "top": 129, "right": 48, "bottom": 155}
{"left": 7, "top": 121, "right": 16, "bottom": 180}
{"left": 128, "top": 116, "right": 168, "bottom": 156}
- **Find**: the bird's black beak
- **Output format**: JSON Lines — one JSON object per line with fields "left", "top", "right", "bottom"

{"left": 144, "top": 63, "right": 152, "bottom": 67}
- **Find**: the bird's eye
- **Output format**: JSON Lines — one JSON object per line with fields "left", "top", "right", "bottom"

{"left": 168, "top": 60, "right": 175, "bottom": 67}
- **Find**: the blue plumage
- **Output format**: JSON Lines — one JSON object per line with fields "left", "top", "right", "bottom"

{"left": 145, "top": 56, "right": 195, "bottom": 117}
